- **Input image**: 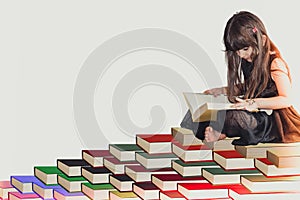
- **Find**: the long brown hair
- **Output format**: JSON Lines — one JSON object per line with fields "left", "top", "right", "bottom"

{"left": 223, "top": 11, "right": 281, "bottom": 102}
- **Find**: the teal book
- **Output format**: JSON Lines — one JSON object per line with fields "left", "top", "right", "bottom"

{"left": 172, "top": 160, "right": 220, "bottom": 177}
{"left": 109, "top": 144, "right": 143, "bottom": 161}
{"left": 202, "top": 167, "right": 261, "bottom": 185}
{"left": 34, "top": 166, "right": 63, "bottom": 185}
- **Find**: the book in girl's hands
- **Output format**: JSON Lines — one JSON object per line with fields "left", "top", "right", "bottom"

{"left": 183, "top": 92, "right": 233, "bottom": 122}
{"left": 183, "top": 92, "right": 271, "bottom": 122}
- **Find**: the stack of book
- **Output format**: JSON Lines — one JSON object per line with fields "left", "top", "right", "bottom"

{"left": 2, "top": 130, "right": 300, "bottom": 199}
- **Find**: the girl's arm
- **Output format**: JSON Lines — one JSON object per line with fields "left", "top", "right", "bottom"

{"left": 203, "top": 86, "right": 227, "bottom": 96}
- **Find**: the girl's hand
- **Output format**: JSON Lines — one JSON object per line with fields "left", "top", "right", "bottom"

{"left": 232, "top": 97, "right": 259, "bottom": 112}
{"left": 203, "top": 87, "right": 226, "bottom": 96}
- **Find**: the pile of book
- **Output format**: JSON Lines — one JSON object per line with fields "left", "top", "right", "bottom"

{"left": 1, "top": 127, "right": 300, "bottom": 199}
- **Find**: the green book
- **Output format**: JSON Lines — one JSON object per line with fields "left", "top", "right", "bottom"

{"left": 82, "top": 183, "right": 115, "bottom": 190}
{"left": 34, "top": 166, "right": 63, "bottom": 185}
{"left": 202, "top": 167, "right": 261, "bottom": 185}
{"left": 57, "top": 174, "right": 88, "bottom": 192}
{"left": 109, "top": 144, "right": 143, "bottom": 161}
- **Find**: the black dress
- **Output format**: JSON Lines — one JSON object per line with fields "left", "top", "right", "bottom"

{"left": 181, "top": 58, "right": 300, "bottom": 146}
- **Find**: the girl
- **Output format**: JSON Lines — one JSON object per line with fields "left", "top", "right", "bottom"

{"left": 181, "top": 11, "right": 300, "bottom": 145}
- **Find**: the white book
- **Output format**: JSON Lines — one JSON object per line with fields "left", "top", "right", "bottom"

{"left": 183, "top": 92, "right": 271, "bottom": 122}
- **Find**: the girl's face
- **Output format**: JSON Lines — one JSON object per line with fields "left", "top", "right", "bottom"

{"left": 236, "top": 46, "right": 253, "bottom": 62}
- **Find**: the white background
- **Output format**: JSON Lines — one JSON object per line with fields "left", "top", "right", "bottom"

{"left": 1, "top": 0, "right": 300, "bottom": 179}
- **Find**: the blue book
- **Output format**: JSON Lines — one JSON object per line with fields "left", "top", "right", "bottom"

{"left": 53, "top": 188, "right": 89, "bottom": 200}
{"left": 33, "top": 181, "right": 62, "bottom": 199}
{"left": 10, "top": 175, "right": 43, "bottom": 193}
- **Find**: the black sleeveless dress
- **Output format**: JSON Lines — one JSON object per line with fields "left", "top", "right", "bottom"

{"left": 181, "top": 58, "right": 300, "bottom": 146}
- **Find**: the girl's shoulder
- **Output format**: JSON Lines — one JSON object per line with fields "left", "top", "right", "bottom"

{"left": 270, "top": 57, "right": 288, "bottom": 74}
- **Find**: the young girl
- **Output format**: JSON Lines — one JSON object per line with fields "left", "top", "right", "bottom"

{"left": 181, "top": 11, "right": 300, "bottom": 146}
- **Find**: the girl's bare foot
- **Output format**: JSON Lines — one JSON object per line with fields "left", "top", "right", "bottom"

{"left": 204, "top": 126, "right": 226, "bottom": 142}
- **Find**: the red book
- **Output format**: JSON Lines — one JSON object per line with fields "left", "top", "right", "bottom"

{"left": 172, "top": 142, "right": 212, "bottom": 162}
{"left": 136, "top": 134, "right": 174, "bottom": 154}
{"left": 214, "top": 150, "right": 255, "bottom": 170}
{"left": 229, "top": 184, "right": 300, "bottom": 199}
{"left": 178, "top": 182, "right": 240, "bottom": 199}
{"left": 152, "top": 173, "right": 207, "bottom": 191}
{"left": 159, "top": 190, "right": 185, "bottom": 199}
{"left": 82, "top": 150, "right": 113, "bottom": 167}
{"left": 125, "top": 164, "right": 176, "bottom": 182}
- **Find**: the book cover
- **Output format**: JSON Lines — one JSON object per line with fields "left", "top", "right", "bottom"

{"left": 82, "top": 149, "right": 113, "bottom": 167}
{"left": 202, "top": 167, "right": 261, "bottom": 185}
{"left": 241, "top": 174, "right": 300, "bottom": 193}
{"left": 255, "top": 157, "right": 300, "bottom": 177}
{"left": 203, "top": 137, "right": 236, "bottom": 151}
{"left": 159, "top": 190, "right": 186, "bottom": 200}
{"left": 81, "top": 166, "right": 111, "bottom": 184}
{"left": 0, "top": 180, "right": 17, "bottom": 200}
{"left": 213, "top": 150, "right": 255, "bottom": 170}
{"left": 103, "top": 157, "right": 139, "bottom": 174}
{"left": 136, "top": 134, "right": 174, "bottom": 154}
{"left": 267, "top": 147, "right": 300, "bottom": 168}
{"left": 172, "top": 159, "right": 219, "bottom": 177}
{"left": 183, "top": 92, "right": 233, "bottom": 122}
{"left": 10, "top": 176, "right": 43, "bottom": 194}
{"left": 172, "top": 142, "right": 212, "bottom": 162}
{"left": 82, "top": 183, "right": 116, "bottom": 200}
{"left": 133, "top": 182, "right": 159, "bottom": 199}
{"left": 229, "top": 184, "right": 300, "bottom": 200}
{"left": 151, "top": 173, "right": 207, "bottom": 191}
{"left": 34, "top": 166, "right": 63, "bottom": 185}
{"left": 57, "top": 159, "right": 90, "bottom": 177}
{"left": 135, "top": 152, "right": 178, "bottom": 169}
{"left": 183, "top": 92, "right": 271, "bottom": 122}
{"left": 8, "top": 191, "right": 42, "bottom": 200}
{"left": 109, "top": 191, "right": 140, "bottom": 200}
{"left": 177, "top": 182, "right": 239, "bottom": 199}
{"left": 235, "top": 142, "right": 300, "bottom": 158}
{"left": 32, "top": 182, "right": 61, "bottom": 199}
{"left": 57, "top": 174, "right": 88, "bottom": 193}
{"left": 171, "top": 127, "right": 203, "bottom": 146}
{"left": 109, "top": 144, "right": 143, "bottom": 161}
{"left": 125, "top": 164, "right": 176, "bottom": 182}
{"left": 109, "top": 174, "right": 134, "bottom": 192}
{"left": 53, "top": 188, "right": 89, "bottom": 200}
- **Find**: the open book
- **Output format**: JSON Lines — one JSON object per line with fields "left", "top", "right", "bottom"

{"left": 183, "top": 92, "right": 272, "bottom": 122}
